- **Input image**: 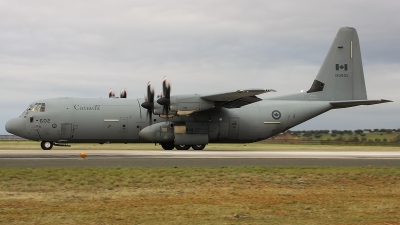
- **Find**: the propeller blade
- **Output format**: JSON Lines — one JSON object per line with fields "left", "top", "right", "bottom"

{"left": 162, "top": 76, "right": 171, "bottom": 98}
{"left": 147, "top": 108, "right": 152, "bottom": 124}
{"left": 140, "top": 82, "right": 155, "bottom": 124}
{"left": 120, "top": 88, "right": 127, "bottom": 98}
{"left": 157, "top": 77, "right": 172, "bottom": 118}
{"left": 147, "top": 82, "right": 154, "bottom": 102}
{"left": 109, "top": 88, "right": 115, "bottom": 98}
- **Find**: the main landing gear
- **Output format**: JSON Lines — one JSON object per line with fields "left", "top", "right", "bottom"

{"left": 161, "top": 142, "right": 206, "bottom": 150}
{"left": 161, "top": 142, "right": 175, "bottom": 150}
{"left": 175, "top": 145, "right": 190, "bottom": 150}
{"left": 191, "top": 144, "right": 206, "bottom": 150}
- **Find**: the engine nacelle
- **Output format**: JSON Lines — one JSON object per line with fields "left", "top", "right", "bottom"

{"left": 153, "top": 94, "right": 214, "bottom": 117}
{"left": 139, "top": 122, "right": 174, "bottom": 142}
{"left": 152, "top": 106, "right": 177, "bottom": 118}
{"left": 171, "top": 95, "right": 214, "bottom": 115}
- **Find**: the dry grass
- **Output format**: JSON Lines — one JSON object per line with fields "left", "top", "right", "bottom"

{"left": 1, "top": 167, "right": 400, "bottom": 224}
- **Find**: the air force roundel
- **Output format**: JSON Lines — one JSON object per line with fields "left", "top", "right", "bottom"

{"left": 272, "top": 110, "right": 281, "bottom": 120}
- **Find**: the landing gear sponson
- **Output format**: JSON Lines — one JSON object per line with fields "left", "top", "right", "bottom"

{"left": 161, "top": 142, "right": 206, "bottom": 150}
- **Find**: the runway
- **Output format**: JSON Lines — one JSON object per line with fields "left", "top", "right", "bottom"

{"left": 1, "top": 150, "right": 400, "bottom": 168}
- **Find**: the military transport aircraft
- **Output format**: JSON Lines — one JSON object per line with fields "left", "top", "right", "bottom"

{"left": 5, "top": 27, "right": 391, "bottom": 150}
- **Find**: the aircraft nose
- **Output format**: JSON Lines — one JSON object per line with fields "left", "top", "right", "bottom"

{"left": 5, "top": 117, "right": 25, "bottom": 136}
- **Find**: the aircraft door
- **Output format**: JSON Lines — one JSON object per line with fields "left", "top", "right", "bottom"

{"left": 60, "top": 123, "right": 72, "bottom": 140}
{"left": 227, "top": 117, "right": 239, "bottom": 140}
{"left": 208, "top": 122, "right": 228, "bottom": 141}
{"left": 219, "top": 122, "right": 228, "bottom": 140}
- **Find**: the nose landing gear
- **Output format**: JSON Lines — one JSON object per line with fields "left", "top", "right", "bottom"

{"left": 41, "top": 141, "right": 54, "bottom": 150}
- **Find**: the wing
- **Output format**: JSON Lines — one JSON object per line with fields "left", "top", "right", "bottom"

{"left": 201, "top": 89, "right": 276, "bottom": 108}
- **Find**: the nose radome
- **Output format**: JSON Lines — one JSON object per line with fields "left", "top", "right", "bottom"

{"left": 5, "top": 117, "right": 24, "bottom": 136}
{"left": 5, "top": 119, "right": 13, "bottom": 134}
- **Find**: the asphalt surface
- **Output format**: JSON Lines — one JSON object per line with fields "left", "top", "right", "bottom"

{"left": 0, "top": 150, "right": 399, "bottom": 168}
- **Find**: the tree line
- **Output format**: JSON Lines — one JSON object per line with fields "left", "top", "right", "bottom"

{"left": 284, "top": 129, "right": 400, "bottom": 142}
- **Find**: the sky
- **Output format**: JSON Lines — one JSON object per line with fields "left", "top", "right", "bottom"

{"left": 1, "top": 0, "right": 399, "bottom": 134}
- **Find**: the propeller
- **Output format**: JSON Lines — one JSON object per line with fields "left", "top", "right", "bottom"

{"left": 109, "top": 88, "right": 115, "bottom": 98}
{"left": 141, "top": 82, "right": 155, "bottom": 124}
{"left": 157, "top": 76, "right": 171, "bottom": 118}
{"left": 120, "top": 88, "right": 127, "bottom": 98}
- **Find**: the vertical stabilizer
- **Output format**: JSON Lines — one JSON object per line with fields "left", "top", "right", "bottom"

{"left": 307, "top": 27, "right": 367, "bottom": 101}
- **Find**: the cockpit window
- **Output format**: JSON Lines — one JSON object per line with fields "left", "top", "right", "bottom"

{"left": 33, "top": 104, "right": 40, "bottom": 112}
{"left": 21, "top": 103, "right": 46, "bottom": 116}
{"left": 21, "top": 105, "right": 32, "bottom": 116}
{"left": 40, "top": 103, "right": 45, "bottom": 112}
{"left": 26, "top": 103, "right": 46, "bottom": 113}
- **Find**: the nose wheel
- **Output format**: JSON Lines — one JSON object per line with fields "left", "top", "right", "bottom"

{"left": 41, "top": 141, "right": 54, "bottom": 150}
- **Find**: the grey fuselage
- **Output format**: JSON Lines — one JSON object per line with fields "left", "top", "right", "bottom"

{"left": 7, "top": 96, "right": 331, "bottom": 144}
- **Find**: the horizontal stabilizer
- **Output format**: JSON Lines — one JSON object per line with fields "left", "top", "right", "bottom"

{"left": 330, "top": 99, "right": 392, "bottom": 109}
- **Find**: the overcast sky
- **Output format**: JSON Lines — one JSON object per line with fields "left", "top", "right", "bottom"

{"left": 1, "top": 0, "right": 399, "bottom": 135}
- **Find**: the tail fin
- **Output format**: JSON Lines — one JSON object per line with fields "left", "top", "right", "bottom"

{"left": 306, "top": 27, "right": 367, "bottom": 101}
{"left": 273, "top": 27, "right": 369, "bottom": 102}
{"left": 270, "top": 27, "right": 391, "bottom": 107}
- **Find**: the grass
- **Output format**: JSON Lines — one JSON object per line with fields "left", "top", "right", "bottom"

{"left": 1, "top": 141, "right": 399, "bottom": 223}
{"left": 0, "top": 167, "right": 400, "bottom": 224}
